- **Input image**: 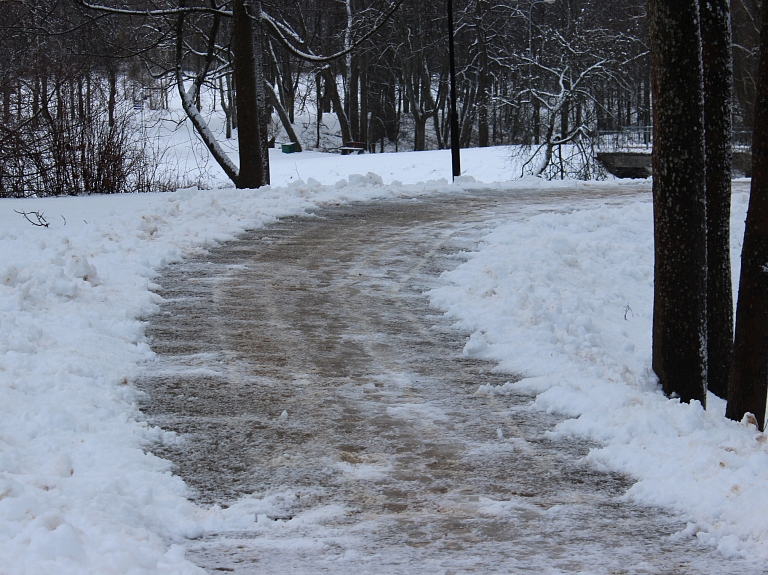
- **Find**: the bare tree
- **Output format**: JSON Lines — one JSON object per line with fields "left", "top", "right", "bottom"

{"left": 0, "top": 0, "right": 162, "bottom": 197}
{"left": 78, "top": 0, "right": 404, "bottom": 186}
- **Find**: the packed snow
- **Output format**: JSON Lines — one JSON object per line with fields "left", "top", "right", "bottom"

{"left": 0, "top": 132, "right": 764, "bottom": 573}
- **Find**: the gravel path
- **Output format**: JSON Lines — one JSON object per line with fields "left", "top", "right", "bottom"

{"left": 138, "top": 187, "right": 757, "bottom": 574}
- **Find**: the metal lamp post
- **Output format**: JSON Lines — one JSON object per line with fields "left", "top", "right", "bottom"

{"left": 447, "top": 0, "right": 461, "bottom": 179}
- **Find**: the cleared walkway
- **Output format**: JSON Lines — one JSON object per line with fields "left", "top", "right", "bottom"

{"left": 139, "top": 187, "right": 757, "bottom": 574}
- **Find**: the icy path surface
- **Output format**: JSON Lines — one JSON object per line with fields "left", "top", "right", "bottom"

{"left": 139, "top": 188, "right": 755, "bottom": 574}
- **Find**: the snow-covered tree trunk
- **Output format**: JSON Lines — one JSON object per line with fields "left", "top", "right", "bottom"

{"left": 320, "top": 66, "right": 352, "bottom": 144}
{"left": 219, "top": 74, "right": 233, "bottom": 140}
{"left": 649, "top": 0, "right": 708, "bottom": 405}
{"left": 177, "top": 76, "right": 239, "bottom": 186}
{"left": 726, "top": 0, "right": 768, "bottom": 429}
{"left": 175, "top": 8, "right": 239, "bottom": 186}
{"left": 265, "top": 80, "right": 302, "bottom": 152}
{"left": 700, "top": 0, "right": 734, "bottom": 399}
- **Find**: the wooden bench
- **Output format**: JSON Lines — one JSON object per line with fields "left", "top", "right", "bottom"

{"left": 339, "top": 142, "right": 366, "bottom": 155}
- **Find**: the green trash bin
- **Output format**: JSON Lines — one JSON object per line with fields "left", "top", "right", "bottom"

{"left": 281, "top": 143, "right": 297, "bottom": 154}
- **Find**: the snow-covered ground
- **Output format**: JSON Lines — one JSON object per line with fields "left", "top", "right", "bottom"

{"left": 154, "top": 109, "right": 531, "bottom": 189}
{"left": 0, "top": 131, "right": 764, "bottom": 573}
{"left": 0, "top": 170, "right": 480, "bottom": 574}
{"left": 429, "top": 179, "right": 763, "bottom": 560}
{"left": 148, "top": 87, "right": 571, "bottom": 189}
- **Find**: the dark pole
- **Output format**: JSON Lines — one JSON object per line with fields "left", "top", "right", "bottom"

{"left": 447, "top": 0, "right": 461, "bottom": 179}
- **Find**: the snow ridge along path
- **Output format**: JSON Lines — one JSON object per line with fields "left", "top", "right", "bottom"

{"left": 139, "top": 187, "right": 759, "bottom": 574}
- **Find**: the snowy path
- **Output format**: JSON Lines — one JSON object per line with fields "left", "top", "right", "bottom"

{"left": 138, "top": 188, "right": 755, "bottom": 574}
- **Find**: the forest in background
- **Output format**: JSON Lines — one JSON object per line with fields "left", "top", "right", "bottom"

{"left": 0, "top": 0, "right": 762, "bottom": 196}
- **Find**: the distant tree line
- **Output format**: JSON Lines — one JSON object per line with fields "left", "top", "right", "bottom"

{"left": 0, "top": 0, "right": 762, "bottom": 194}
{"left": 0, "top": 1, "right": 159, "bottom": 196}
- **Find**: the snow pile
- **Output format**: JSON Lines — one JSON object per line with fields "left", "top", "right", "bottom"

{"left": 430, "top": 186, "right": 768, "bottom": 559}
{"left": 0, "top": 176, "right": 462, "bottom": 574}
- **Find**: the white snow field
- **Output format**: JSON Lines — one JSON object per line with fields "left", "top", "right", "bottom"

{"left": 0, "top": 136, "right": 763, "bottom": 574}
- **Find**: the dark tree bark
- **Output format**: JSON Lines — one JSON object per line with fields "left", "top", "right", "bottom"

{"left": 252, "top": 8, "right": 271, "bottom": 185}
{"left": 232, "top": 0, "right": 269, "bottom": 188}
{"left": 107, "top": 68, "right": 116, "bottom": 127}
{"left": 649, "top": 0, "right": 708, "bottom": 405}
{"left": 476, "top": 0, "right": 489, "bottom": 148}
{"left": 349, "top": 54, "right": 360, "bottom": 141}
{"left": 3, "top": 84, "right": 11, "bottom": 126}
{"left": 727, "top": 0, "right": 768, "bottom": 429}
{"left": 360, "top": 53, "right": 369, "bottom": 149}
{"left": 316, "top": 73, "right": 322, "bottom": 148}
{"left": 700, "top": 0, "right": 734, "bottom": 399}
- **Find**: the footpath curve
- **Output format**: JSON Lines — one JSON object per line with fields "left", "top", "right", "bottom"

{"left": 139, "top": 187, "right": 755, "bottom": 574}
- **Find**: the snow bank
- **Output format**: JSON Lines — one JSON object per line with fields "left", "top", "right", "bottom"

{"left": 0, "top": 175, "right": 463, "bottom": 574}
{"left": 430, "top": 184, "right": 768, "bottom": 560}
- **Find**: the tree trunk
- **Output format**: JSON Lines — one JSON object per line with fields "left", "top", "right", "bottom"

{"left": 360, "top": 54, "right": 369, "bottom": 150}
{"left": 414, "top": 114, "right": 427, "bottom": 151}
{"left": 230, "top": 72, "right": 238, "bottom": 131}
{"left": 320, "top": 66, "right": 352, "bottom": 144}
{"left": 265, "top": 80, "right": 302, "bottom": 151}
{"left": 649, "top": 0, "right": 708, "bottom": 405}
{"left": 219, "top": 75, "right": 232, "bottom": 139}
{"left": 349, "top": 55, "right": 360, "bottom": 142}
{"left": 433, "top": 81, "right": 446, "bottom": 150}
{"left": 316, "top": 73, "right": 322, "bottom": 148}
{"left": 86, "top": 74, "right": 91, "bottom": 120}
{"left": 476, "top": 1, "right": 489, "bottom": 148}
{"left": 2, "top": 84, "right": 10, "bottom": 126}
{"left": 643, "top": 73, "right": 651, "bottom": 144}
{"left": 727, "top": 0, "right": 768, "bottom": 429}
{"left": 274, "top": 45, "right": 295, "bottom": 124}
{"left": 107, "top": 68, "right": 116, "bottom": 127}
{"left": 232, "top": 0, "right": 269, "bottom": 188}
{"left": 177, "top": 75, "right": 239, "bottom": 186}
{"left": 533, "top": 109, "right": 557, "bottom": 177}
{"left": 32, "top": 77, "right": 40, "bottom": 124}
{"left": 700, "top": 0, "right": 734, "bottom": 399}
{"left": 252, "top": 7, "right": 271, "bottom": 185}
{"left": 732, "top": 0, "right": 761, "bottom": 131}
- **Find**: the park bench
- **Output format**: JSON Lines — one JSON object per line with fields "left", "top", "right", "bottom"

{"left": 339, "top": 142, "right": 366, "bottom": 155}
